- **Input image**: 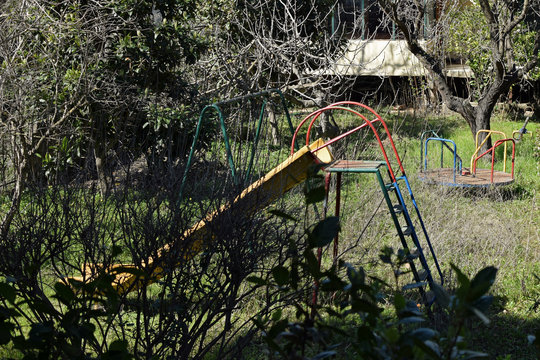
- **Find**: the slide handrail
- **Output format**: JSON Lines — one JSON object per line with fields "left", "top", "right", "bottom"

{"left": 291, "top": 102, "right": 404, "bottom": 182}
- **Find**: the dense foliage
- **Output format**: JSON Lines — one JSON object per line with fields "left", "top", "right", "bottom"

{"left": 0, "top": 199, "right": 502, "bottom": 359}
{"left": 0, "top": 0, "right": 206, "bottom": 190}
{"left": 447, "top": 3, "right": 540, "bottom": 99}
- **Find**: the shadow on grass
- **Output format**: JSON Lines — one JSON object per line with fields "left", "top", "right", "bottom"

{"left": 427, "top": 294, "right": 539, "bottom": 360}
{"left": 383, "top": 111, "right": 463, "bottom": 138}
{"left": 466, "top": 296, "right": 540, "bottom": 359}
{"left": 461, "top": 184, "right": 532, "bottom": 201}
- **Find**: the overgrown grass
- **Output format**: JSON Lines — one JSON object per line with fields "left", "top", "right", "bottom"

{"left": 1, "top": 105, "right": 538, "bottom": 359}
{"left": 215, "top": 107, "right": 539, "bottom": 359}
{"left": 244, "top": 107, "right": 540, "bottom": 358}
{"left": 318, "top": 110, "right": 539, "bottom": 359}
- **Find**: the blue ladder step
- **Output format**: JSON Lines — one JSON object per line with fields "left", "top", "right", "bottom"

{"left": 392, "top": 204, "right": 404, "bottom": 214}
{"left": 417, "top": 269, "right": 429, "bottom": 281}
{"left": 408, "top": 247, "right": 419, "bottom": 259}
{"left": 401, "top": 226, "right": 413, "bottom": 236}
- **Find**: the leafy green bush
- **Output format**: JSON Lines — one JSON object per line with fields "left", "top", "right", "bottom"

{"left": 249, "top": 214, "right": 500, "bottom": 359}
{"left": 0, "top": 169, "right": 304, "bottom": 359}
{"left": 0, "top": 248, "right": 133, "bottom": 359}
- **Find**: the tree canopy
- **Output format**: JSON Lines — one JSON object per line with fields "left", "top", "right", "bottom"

{"left": 377, "top": 0, "right": 540, "bottom": 147}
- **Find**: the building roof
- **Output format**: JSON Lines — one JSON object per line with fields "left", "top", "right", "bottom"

{"left": 323, "top": 39, "right": 473, "bottom": 78}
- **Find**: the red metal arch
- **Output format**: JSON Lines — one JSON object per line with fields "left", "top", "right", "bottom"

{"left": 291, "top": 102, "right": 405, "bottom": 182}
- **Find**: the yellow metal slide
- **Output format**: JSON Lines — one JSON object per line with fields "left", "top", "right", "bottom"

{"left": 73, "top": 138, "right": 333, "bottom": 295}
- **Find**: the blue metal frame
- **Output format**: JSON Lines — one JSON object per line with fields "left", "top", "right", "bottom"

{"left": 393, "top": 175, "right": 444, "bottom": 286}
{"left": 424, "top": 137, "right": 462, "bottom": 184}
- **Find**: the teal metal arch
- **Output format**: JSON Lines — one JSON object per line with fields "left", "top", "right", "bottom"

{"left": 179, "top": 89, "right": 296, "bottom": 200}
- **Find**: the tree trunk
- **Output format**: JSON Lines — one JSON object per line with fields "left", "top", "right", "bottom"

{"left": 266, "top": 103, "right": 280, "bottom": 146}
{"left": 91, "top": 109, "right": 110, "bottom": 197}
{"left": 375, "top": 0, "right": 539, "bottom": 155}
{"left": 1, "top": 133, "right": 25, "bottom": 238}
{"left": 94, "top": 148, "right": 109, "bottom": 197}
{"left": 533, "top": 87, "right": 540, "bottom": 121}
{"left": 319, "top": 112, "right": 340, "bottom": 139}
{"left": 471, "top": 110, "right": 493, "bottom": 166}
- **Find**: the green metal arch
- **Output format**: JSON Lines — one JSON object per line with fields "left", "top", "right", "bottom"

{"left": 179, "top": 89, "right": 296, "bottom": 200}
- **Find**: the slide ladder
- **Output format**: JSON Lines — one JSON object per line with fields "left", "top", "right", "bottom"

{"left": 294, "top": 102, "right": 444, "bottom": 307}
{"left": 322, "top": 160, "right": 443, "bottom": 303}
{"left": 384, "top": 173, "right": 443, "bottom": 294}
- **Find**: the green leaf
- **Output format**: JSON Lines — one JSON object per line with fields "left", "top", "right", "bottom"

{"left": 468, "top": 266, "right": 497, "bottom": 301}
{"left": 305, "top": 185, "right": 326, "bottom": 204}
{"left": 384, "top": 327, "right": 400, "bottom": 343}
{"left": 268, "top": 209, "right": 298, "bottom": 222}
{"left": 0, "top": 320, "right": 14, "bottom": 345}
{"left": 78, "top": 322, "right": 96, "bottom": 340}
{"left": 109, "top": 339, "right": 129, "bottom": 351}
{"left": 319, "top": 276, "right": 346, "bottom": 292}
{"left": 266, "top": 319, "right": 288, "bottom": 339}
{"left": 304, "top": 249, "right": 322, "bottom": 279}
{"left": 350, "top": 298, "right": 381, "bottom": 314}
{"left": 467, "top": 305, "right": 490, "bottom": 325}
{"left": 271, "top": 309, "right": 282, "bottom": 322}
{"left": 356, "top": 325, "right": 376, "bottom": 342}
{"left": 345, "top": 263, "right": 365, "bottom": 286}
{"left": 457, "top": 349, "right": 489, "bottom": 359}
{"left": 54, "top": 282, "right": 75, "bottom": 305}
{"left": 413, "top": 339, "right": 441, "bottom": 358}
{"left": 394, "top": 293, "right": 406, "bottom": 311}
{"left": 289, "top": 259, "right": 299, "bottom": 290}
{"left": 379, "top": 246, "right": 393, "bottom": 264}
{"left": 432, "top": 282, "right": 451, "bottom": 308}
{"left": 102, "top": 339, "right": 133, "bottom": 360}
{"left": 11, "top": 335, "right": 27, "bottom": 350}
{"left": 271, "top": 266, "right": 289, "bottom": 287}
{"left": 0, "top": 283, "right": 16, "bottom": 304}
{"left": 399, "top": 316, "right": 425, "bottom": 325}
{"left": 402, "top": 282, "right": 427, "bottom": 291}
{"left": 451, "top": 263, "right": 471, "bottom": 299}
{"left": 246, "top": 276, "right": 267, "bottom": 286}
{"left": 111, "top": 245, "right": 123, "bottom": 258}
{"left": 312, "top": 351, "right": 337, "bottom": 359}
{"left": 451, "top": 263, "right": 470, "bottom": 287}
{"left": 410, "top": 327, "right": 438, "bottom": 341}
{"left": 308, "top": 217, "right": 340, "bottom": 248}
{"left": 28, "top": 322, "right": 54, "bottom": 343}
{"left": 472, "top": 295, "right": 493, "bottom": 313}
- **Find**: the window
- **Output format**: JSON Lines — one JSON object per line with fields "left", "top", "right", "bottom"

{"left": 335, "top": 0, "right": 436, "bottom": 40}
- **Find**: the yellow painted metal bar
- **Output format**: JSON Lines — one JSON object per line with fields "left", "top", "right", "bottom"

{"left": 75, "top": 139, "right": 333, "bottom": 295}
{"left": 469, "top": 130, "right": 507, "bottom": 173}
